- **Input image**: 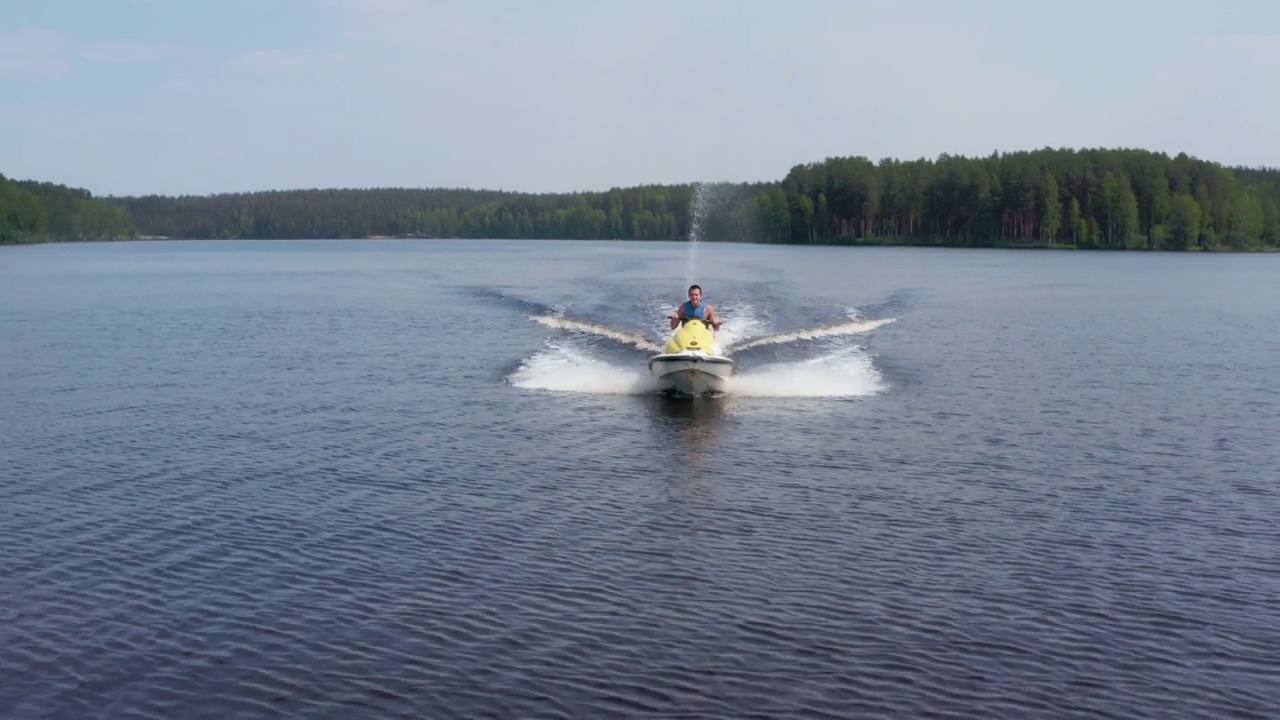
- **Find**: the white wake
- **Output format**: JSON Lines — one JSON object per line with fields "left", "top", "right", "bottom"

{"left": 516, "top": 305, "right": 896, "bottom": 399}
{"left": 530, "top": 315, "right": 663, "bottom": 353}
{"left": 726, "top": 347, "right": 885, "bottom": 397}
{"left": 509, "top": 343, "right": 886, "bottom": 399}
{"left": 509, "top": 342, "right": 659, "bottom": 395}
{"left": 728, "top": 317, "right": 897, "bottom": 352}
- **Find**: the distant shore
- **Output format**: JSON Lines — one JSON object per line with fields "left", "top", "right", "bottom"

{"left": 6, "top": 146, "right": 1279, "bottom": 251}
{"left": 12, "top": 236, "right": 1279, "bottom": 254}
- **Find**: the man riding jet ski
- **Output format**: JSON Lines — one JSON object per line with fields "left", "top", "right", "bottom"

{"left": 649, "top": 284, "right": 734, "bottom": 395}
{"left": 668, "top": 284, "right": 721, "bottom": 331}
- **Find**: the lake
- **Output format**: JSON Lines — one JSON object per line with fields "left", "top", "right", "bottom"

{"left": 2, "top": 239, "right": 1277, "bottom": 719}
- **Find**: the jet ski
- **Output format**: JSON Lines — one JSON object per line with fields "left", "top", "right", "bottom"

{"left": 648, "top": 319, "right": 735, "bottom": 396}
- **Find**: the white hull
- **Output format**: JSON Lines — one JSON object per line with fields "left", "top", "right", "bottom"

{"left": 649, "top": 352, "right": 734, "bottom": 396}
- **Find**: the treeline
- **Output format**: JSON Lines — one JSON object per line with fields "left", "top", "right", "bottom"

{"left": 764, "top": 148, "right": 1280, "bottom": 250}
{"left": 112, "top": 185, "right": 708, "bottom": 242}
{"left": 109, "top": 148, "right": 1280, "bottom": 251}
{"left": 0, "top": 174, "right": 135, "bottom": 244}
{"left": 9, "top": 147, "right": 1280, "bottom": 250}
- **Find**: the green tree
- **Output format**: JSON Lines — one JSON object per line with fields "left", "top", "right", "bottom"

{"left": 1167, "top": 193, "right": 1202, "bottom": 250}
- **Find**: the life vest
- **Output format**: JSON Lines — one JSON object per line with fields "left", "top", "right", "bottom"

{"left": 682, "top": 300, "right": 708, "bottom": 322}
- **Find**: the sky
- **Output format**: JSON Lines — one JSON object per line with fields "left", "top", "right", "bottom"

{"left": 2, "top": 0, "right": 1278, "bottom": 197}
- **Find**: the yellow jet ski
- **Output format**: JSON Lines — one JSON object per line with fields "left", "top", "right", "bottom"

{"left": 648, "top": 319, "right": 735, "bottom": 395}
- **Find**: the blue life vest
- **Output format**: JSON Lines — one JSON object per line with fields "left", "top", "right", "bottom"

{"left": 682, "top": 300, "right": 707, "bottom": 321}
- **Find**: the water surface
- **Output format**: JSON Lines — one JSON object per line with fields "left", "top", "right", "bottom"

{"left": 2, "top": 239, "right": 1278, "bottom": 719}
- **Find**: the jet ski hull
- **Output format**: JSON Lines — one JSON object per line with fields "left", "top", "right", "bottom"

{"left": 650, "top": 318, "right": 733, "bottom": 396}
{"left": 649, "top": 353, "right": 734, "bottom": 396}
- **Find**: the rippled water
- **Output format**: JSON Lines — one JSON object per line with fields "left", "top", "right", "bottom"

{"left": 3, "top": 239, "right": 1278, "bottom": 719}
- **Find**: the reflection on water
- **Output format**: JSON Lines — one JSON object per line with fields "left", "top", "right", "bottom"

{"left": 643, "top": 392, "right": 727, "bottom": 429}
{"left": 638, "top": 393, "right": 724, "bottom": 592}
{"left": 641, "top": 393, "right": 728, "bottom": 466}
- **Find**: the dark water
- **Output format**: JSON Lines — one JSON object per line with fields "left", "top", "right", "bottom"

{"left": 2, "top": 239, "right": 1278, "bottom": 719}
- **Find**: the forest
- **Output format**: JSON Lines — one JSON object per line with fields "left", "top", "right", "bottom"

{"left": 6, "top": 148, "right": 1279, "bottom": 250}
{"left": 0, "top": 174, "right": 134, "bottom": 244}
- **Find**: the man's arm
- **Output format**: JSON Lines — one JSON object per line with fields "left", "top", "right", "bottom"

{"left": 668, "top": 305, "right": 683, "bottom": 329}
{"left": 708, "top": 305, "right": 721, "bottom": 331}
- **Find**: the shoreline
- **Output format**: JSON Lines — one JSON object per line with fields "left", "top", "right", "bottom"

{"left": 6, "top": 236, "right": 1279, "bottom": 253}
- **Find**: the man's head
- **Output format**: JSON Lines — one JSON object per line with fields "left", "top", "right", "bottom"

{"left": 687, "top": 284, "right": 703, "bottom": 305}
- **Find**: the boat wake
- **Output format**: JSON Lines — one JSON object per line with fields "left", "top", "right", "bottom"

{"left": 509, "top": 342, "right": 659, "bottom": 395}
{"left": 512, "top": 307, "right": 895, "bottom": 399}
{"left": 728, "top": 317, "right": 897, "bottom": 352}
{"left": 728, "top": 347, "right": 884, "bottom": 397}
{"left": 530, "top": 315, "right": 663, "bottom": 353}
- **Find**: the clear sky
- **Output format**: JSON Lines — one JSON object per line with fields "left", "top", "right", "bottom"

{"left": 2, "top": 0, "right": 1278, "bottom": 197}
